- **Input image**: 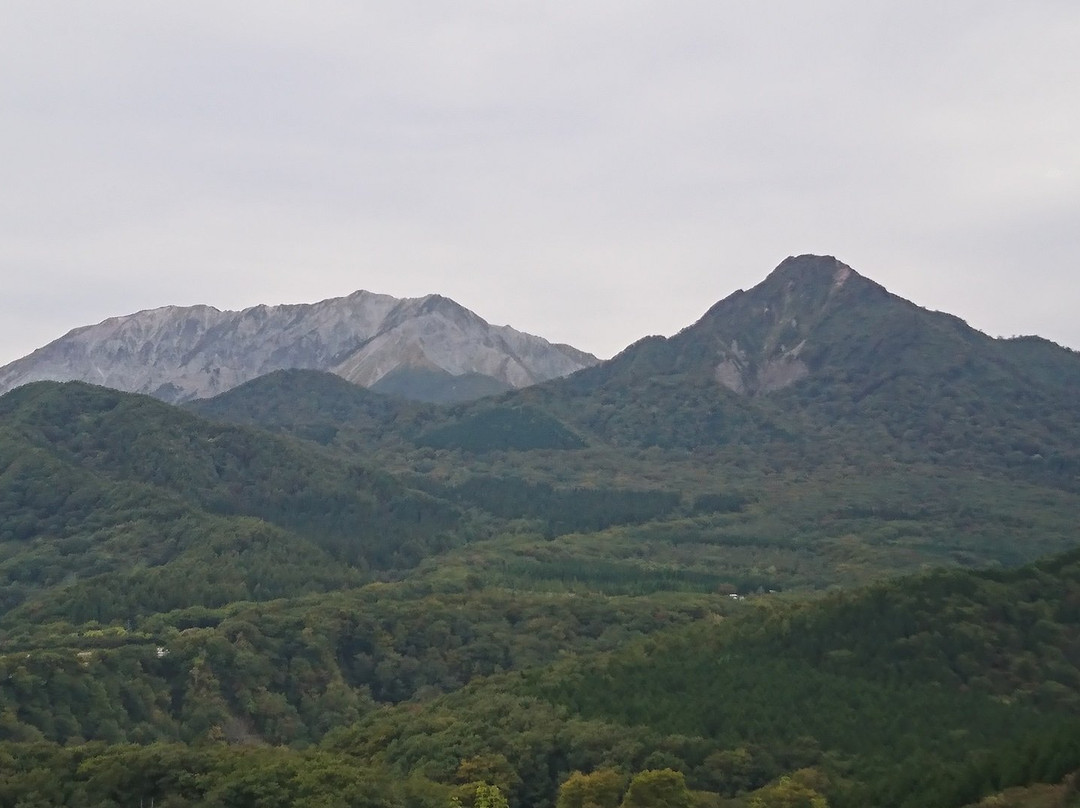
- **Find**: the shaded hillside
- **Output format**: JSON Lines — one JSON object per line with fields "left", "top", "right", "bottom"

{"left": 0, "top": 381, "right": 466, "bottom": 628}
{"left": 371, "top": 366, "right": 514, "bottom": 404}
{"left": 185, "top": 368, "right": 436, "bottom": 446}
{"left": 539, "top": 547, "right": 1080, "bottom": 733}
{"left": 417, "top": 404, "right": 588, "bottom": 452}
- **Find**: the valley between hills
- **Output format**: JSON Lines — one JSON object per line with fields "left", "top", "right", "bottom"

{"left": 1, "top": 255, "right": 1079, "bottom": 808}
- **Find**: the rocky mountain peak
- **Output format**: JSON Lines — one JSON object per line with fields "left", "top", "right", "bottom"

{"left": 688, "top": 256, "right": 894, "bottom": 395}
{"left": 750, "top": 254, "right": 877, "bottom": 313}
{"left": 578, "top": 255, "right": 941, "bottom": 400}
{"left": 0, "top": 291, "right": 598, "bottom": 404}
{"left": 769, "top": 254, "right": 857, "bottom": 283}
{"left": 390, "top": 294, "right": 486, "bottom": 331}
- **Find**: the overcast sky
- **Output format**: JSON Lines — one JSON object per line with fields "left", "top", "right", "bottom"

{"left": 2, "top": 2, "right": 1078, "bottom": 365}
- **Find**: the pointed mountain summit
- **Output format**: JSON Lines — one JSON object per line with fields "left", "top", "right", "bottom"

{"left": 0, "top": 291, "right": 598, "bottom": 404}
{"left": 573, "top": 253, "right": 1079, "bottom": 397}
{"left": 577, "top": 255, "right": 895, "bottom": 391}
{"left": 494, "top": 255, "right": 1080, "bottom": 478}
{"left": 676, "top": 254, "right": 903, "bottom": 394}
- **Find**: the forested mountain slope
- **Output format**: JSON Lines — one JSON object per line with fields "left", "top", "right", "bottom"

{"left": 495, "top": 255, "right": 1080, "bottom": 482}
{"left": 0, "top": 381, "right": 466, "bottom": 627}
{"left": 186, "top": 367, "right": 436, "bottom": 448}
{"left": 183, "top": 257, "right": 1080, "bottom": 591}
{"left": 5, "top": 542, "right": 1080, "bottom": 806}
{"left": 188, "top": 256, "right": 1080, "bottom": 492}
{"left": 327, "top": 547, "right": 1080, "bottom": 808}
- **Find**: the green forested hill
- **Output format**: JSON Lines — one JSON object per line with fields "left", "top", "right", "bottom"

{"left": 7, "top": 547, "right": 1080, "bottom": 807}
{"left": 0, "top": 381, "right": 469, "bottom": 627}
{"left": 0, "top": 381, "right": 458, "bottom": 559}
{"left": 322, "top": 548, "right": 1080, "bottom": 808}
{"left": 505, "top": 256, "right": 1080, "bottom": 483}
{"left": 185, "top": 367, "right": 437, "bottom": 447}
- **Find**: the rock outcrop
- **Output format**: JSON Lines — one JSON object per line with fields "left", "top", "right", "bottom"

{"left": 0, "top": 291, "right": 598, "bottom": 403}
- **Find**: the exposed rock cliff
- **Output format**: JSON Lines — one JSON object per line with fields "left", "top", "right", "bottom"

{"left": 0, "top": 292, "right": 598, "bottom": 403}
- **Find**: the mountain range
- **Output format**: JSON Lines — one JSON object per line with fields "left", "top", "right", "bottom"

{"left": 4, "top": 255, "right": 1077, "bottom": 423}
{"left": 2, "top": 254, "right": 1080, "bottom": 808}
{"left": 0, "top": 290, "right": 598, "bottom": 404}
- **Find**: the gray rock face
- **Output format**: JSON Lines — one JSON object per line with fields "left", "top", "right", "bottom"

{"left": 713, "top": 339, "right": 810, "bottom": 395}
{"left": 0, "top": 292, "right": 599, "bottom": 403}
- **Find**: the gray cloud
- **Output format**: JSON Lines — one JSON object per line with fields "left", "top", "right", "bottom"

{"left": 2, "top": 1, "right": 1078, "bottom": 365}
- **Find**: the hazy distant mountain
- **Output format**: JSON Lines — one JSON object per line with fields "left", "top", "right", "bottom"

{"left": 0, "top": 291, "right": 598, "bottom": 403}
